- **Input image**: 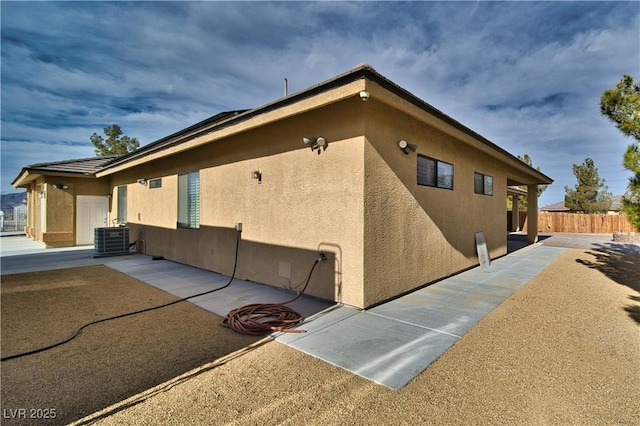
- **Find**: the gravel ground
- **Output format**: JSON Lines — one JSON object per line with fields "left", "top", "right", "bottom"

{"left": 77, "top": 247, "right": 639, "bottom": 425}
{"left": 2, "top": 244, "right": 638, "bottom": 425}
{"left": 0, "top": 266, "right": 259, "bottom": 425}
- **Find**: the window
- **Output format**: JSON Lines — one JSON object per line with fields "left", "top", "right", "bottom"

{"left": 417, "top": 154, "right": 454, "bottom": 189}
{"left": 474, "top": 172, "right": 493, "bottom": 195}
{"left": 117, "top": 186, "right": 127, "bottom": 224}
{"left": 178, "top": 171, "right": 200, "bottom": 229}
{"left": 149, "top": 178, "right": 162, "bottom": 189}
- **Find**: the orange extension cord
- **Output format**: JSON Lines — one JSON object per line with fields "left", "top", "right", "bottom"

{"left": 222, "top": 256, "right": 322, "bottom": 335}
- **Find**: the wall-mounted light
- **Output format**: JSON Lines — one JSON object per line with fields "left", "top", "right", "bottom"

{"left": 251, "top": 170, "right": 262, "bottom": 184}
{"left": 398, "top": 139, "right": 417, "bottom": 155}
{"left": 137, "top": 178, "right": 147, "bottom": 186}
{"left": 51, "top": 183, "right": 69, "bottom": 190}
{"left": 302, "top": 136, "right": 327, "bottom": 153}
{"left": 359, "top": 91, "right": 370, "bottom": 101}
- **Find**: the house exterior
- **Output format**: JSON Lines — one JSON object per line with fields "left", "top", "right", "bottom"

{"left": 540, "top": 195, "right": 624, "bottom": 215}
{"left": 12, "top": 64, "right": 552, "bottom": 309}
{"left": 12, "top": 156, "right": 116, "bottom": 245}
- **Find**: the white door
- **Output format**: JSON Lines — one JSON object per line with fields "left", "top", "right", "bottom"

{"left": 76, "top": 196, "right": 109, "bottom": 245}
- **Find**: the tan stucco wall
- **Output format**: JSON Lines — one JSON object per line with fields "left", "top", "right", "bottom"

{"left": 113, "top": 98, "right": 367, "bottom": 307}
{"left": 25, "top": 182, "right": 38, "bottom": 238}
{"left": 103, "top": 77, "right": 545, "bottom": 309}
{"left": 361, "top": 98, "right": 508, "bottom": 307}
{"left": 26, "top": 177, "right": 111, "bottom": 247}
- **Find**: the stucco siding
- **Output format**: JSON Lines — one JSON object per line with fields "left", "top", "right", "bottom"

{"left": 13, "top": 67, "right": 551, "bottom": 309}
{"left": 200, "top": 137, "right": 365, "bottom": 306}
{"left": 362, "top": 100, "right": 508, "bottom": 307}
{"left": 116, "top": 100, "right": 367, "bottom": 307}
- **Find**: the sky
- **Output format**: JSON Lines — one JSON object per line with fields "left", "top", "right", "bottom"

{"left": 1, "top": 1, "right": 638, "bottom": 208}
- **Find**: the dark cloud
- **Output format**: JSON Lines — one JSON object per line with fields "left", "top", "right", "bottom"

{"left": 1, "top": 1, "right": 638, "bottom": 207}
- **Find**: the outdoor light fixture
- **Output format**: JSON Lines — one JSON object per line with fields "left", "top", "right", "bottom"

{"left": 302, "top": 137, "right": 327, "bottom": 152}
{"left": 398, "top": 139, "right": 417, "bottom": 155}
{"left": 137, "top": 178, "right": 147, "bottom": 186}
{"left": 359, "top": 91, "right": 370, "bottom": 101}
{"left": 251, "top": 170, "right": 262, "bottom": 183}
{"left": 51, "top": 183, "right": 69, "bottom": 190}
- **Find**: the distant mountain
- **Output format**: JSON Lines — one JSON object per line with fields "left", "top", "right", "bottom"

{"left": 1, "top": 192, "right": 27, "bottom": 210}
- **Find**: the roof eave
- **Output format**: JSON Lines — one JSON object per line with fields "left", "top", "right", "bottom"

{"left": 98, "top": 65, "right": 377, "bottom": 174}
{"left": 12, "top": 169, "right": 97, "bottom": 188}
{"left": 96, "top": 63, "right": 553, "bottom": 185}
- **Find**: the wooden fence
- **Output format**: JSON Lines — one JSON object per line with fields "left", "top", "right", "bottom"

{"left": 527, "top": 212, "right": 637, "bottom": 234}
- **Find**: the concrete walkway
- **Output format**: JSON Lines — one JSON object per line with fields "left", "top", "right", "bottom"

{"left": 276, "top": 244, "right": 565, "bottom": 388}
{"left": 1, "top": 234, "right": 567, "bottom": 389}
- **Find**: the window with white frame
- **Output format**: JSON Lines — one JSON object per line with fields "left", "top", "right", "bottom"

{"left": 177, "top": 171, "right": 200, "bottom": 229}
{"left": 117, "top": 186, "right": 127, "bottom": 224}
{"left": 417, "top": 154, "right": 454, "bottom": 189}
{"left": 474, "top": 172, "right": 493, "bottom": 195}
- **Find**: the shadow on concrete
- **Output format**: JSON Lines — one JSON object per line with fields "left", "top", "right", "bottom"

{"left": 576, "top": 243, "right": 640, "bottom": 324}
{"left": 506, "top": 232, "right": 551, "bottom": 253}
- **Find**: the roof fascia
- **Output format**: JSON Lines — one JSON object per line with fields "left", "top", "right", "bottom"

{"left": 11, "top": 169, "right": 33, "bottom": 188}
{"left": 97, "top": 76, "right": 368, "bottom": 176}
{"left": 12, "top": 169, "right": 97, "bottom": 188}
{"left": 94, "top": 63, "right": 552, "bottom": 185}
{"left": 363, "top": 75, "right": 553, "bottom": 185}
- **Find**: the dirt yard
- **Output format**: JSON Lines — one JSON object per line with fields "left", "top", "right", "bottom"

{"left": 0, "top": 265, "right": 259, "bottom": 425}
{"left": 1, "top": 247, "right": 639, "bottom": 425}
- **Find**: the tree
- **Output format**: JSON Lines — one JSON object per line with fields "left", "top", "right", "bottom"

{"left": 90, "top": 124, "right": 140, "bottom": 156}
{"left": 506, "top": 154, "right": 547, "bottom": 211}
{"left": 564, "top": 158, "right": 613, "bottom": 213}
{"left": 600, "top": 74, "right": 640, "bottom": 229}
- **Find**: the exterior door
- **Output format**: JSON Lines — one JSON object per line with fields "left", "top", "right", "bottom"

{"left": 76, "top": 195, "right": 109, "bottom": 245}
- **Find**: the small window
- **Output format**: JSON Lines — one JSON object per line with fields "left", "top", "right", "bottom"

{"left": 418, "top": 154, "right": 454, "bottom": 190}
{"left": 149, "top": 178, "right": 162, "bottom": 189}
{"left": 177, "top": 171, "right": 200, "bottom": 229}
{"left": 117, "top": 186, "right": 127, "bottom": 224}
{"left": 474, "top": 172, "right": 493, "bottom": 195}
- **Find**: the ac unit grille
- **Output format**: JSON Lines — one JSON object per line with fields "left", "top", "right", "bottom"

{"left": 94, "top": 227, "right": 129, "bottom": 256}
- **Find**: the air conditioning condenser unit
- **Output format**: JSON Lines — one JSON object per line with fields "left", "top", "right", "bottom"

{"left": 94, "top": 227, "right": 130, "bottom": 257}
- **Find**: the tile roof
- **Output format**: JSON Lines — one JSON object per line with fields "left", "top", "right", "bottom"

{"left": 22, "top": 156, "right": 118, "bottom": 175}
{"left": 12, "top": 155, "right": 119, "bottom": 187}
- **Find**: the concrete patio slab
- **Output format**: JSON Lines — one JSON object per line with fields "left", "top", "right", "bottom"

{"left": 286, "top": 310, "right": 461, "bottom": 390}
{"left": 103, "top": 256, "right": 332, "bottom": 320}
{"left": 279, "top": 244, "right": 567, "bottom": 389}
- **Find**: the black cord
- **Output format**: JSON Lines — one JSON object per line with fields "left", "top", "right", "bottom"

{"left": 1, "top": 232, "right": 242, "bottom": 362}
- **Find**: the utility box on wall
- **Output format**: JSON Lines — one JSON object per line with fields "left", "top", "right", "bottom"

{"left": 94, "top": 227, "right": 130, "bottom": 257}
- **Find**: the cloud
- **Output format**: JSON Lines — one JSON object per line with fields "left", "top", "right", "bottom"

{"left": 1, "top": 1, "right": 638, "bottom": 204}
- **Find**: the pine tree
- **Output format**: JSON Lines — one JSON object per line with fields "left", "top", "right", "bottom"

{"left": 90, "top": 124, "right": 140, "bottom": 156}
{"left": 564, "top": 158, "right": 613, "bottom": 213}
{"left": 600, "top": 74, "right": 640, "bottom": 228}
